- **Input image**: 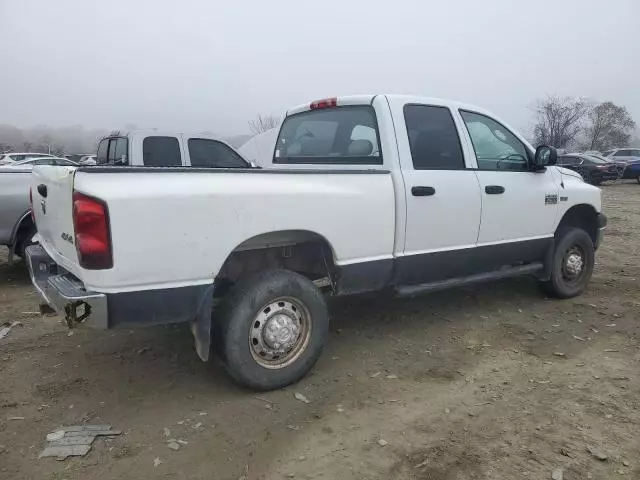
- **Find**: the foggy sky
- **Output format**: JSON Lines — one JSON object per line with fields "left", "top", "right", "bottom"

{"left": 1, "top": 0, "right": 638, "bottom": 137}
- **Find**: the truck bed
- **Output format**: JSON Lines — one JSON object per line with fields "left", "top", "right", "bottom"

{"left": 31, "top": 165, "right": 396, "bottom": 294}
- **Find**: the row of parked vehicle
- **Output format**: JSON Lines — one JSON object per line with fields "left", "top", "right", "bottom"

{"left": 0, "top": 152, "right": 97, "bottom": 169}
{"left": 556, "top": 148, "right": 640, "bottom": 185}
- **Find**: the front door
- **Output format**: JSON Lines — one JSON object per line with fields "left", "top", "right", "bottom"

{"left": 393, "top": 102, "right": 483, "bottom": 285}
{"left": 458, "top": 110, "right": 559, "bottom": 266}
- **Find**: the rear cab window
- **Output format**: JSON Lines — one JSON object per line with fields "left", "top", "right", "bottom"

{"left": 274, "top": 106, "right": 382, "bottom": 165}
{"left": 143, "top": 136, "right": 181, "bottom": 167}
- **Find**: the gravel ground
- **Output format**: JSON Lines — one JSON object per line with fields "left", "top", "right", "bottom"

{"left": 1, "top": 182, "right": 639, "bottom": 480}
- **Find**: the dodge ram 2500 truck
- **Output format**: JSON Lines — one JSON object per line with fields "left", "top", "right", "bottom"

{"left": 26, "top": 94, "right": 606, "bottom": 391}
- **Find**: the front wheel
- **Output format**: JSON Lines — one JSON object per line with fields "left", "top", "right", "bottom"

{"left": 214, "top": 270, "right": 329, "bottom": 391}
{"left": 540, "top": 227, "right": 594, "bottom": 299}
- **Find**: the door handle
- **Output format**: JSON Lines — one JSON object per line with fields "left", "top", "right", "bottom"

{"left": 411, "top": 186, "right": 436, "bottom": 196}
{"left": 485, "top": 185, "right": 505, "bottom": 194}
{"left": 37, "top": 184, "right": 48, "bottom": 198}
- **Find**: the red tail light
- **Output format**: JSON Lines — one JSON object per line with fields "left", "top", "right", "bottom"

{"left": 72, "top": 192, "right": 112, "bottom": 269}
{"left": 310, "top": 97, "right": 338, "bottom": 110}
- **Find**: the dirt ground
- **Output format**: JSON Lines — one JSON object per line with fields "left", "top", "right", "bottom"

{"left": 1, "top": 183, "right": 639, "bottom": 480}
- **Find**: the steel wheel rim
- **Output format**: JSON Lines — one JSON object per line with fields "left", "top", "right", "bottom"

{"left": 249, "top": 297, "right": 312, "bottom": 369}
{"left": 561, "top": 245, "right": 586, "bottom": 285}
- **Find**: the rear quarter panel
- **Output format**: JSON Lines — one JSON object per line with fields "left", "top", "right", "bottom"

{"left": 73, "top": 170, "right": 396, "bottom": 293}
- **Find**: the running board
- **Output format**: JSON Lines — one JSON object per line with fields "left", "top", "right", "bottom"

{"left": 395, "top": 263, "right": 544, "bottom": 298}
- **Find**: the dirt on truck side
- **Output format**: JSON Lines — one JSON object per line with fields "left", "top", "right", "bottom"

{"left": 1, "top": 182, "right": 640, "bottom": 480}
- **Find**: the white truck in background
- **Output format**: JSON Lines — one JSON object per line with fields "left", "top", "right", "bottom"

{"left": 27, "top": 94, "right": 605, "bottom": 390}
{"left": 93, "top": 130, "right": 251, "bottom": 168}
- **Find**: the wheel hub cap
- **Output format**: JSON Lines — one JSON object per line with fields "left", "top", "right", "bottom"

{"left": 249, "top": 298, "right": 311, "bottom": 369}
{"left": 263, "top": 314, "right": 300, "bottom": 351}
{"left": 565, "top": 252, "right": 584, "bottom": 277}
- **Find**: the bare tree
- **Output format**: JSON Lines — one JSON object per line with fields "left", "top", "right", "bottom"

{"left": 532, "top": 95, "right": 589, "bottom": 149}
{"left": 584, "top": 102, "right": 636, "bottom": 151}
{"left": 248, "top": 114, "right": 281, "bottom": 136}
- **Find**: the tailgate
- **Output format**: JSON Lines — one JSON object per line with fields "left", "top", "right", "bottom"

{"left": 31, "top": 166, "right": 80, "bottom": 270}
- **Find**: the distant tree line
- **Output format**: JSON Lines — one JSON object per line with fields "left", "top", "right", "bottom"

{"left": 0, "top": 124, "right": 107, "bottom": 156}
{"left": 532, "top": 96, "right": 637, "bottom": 151}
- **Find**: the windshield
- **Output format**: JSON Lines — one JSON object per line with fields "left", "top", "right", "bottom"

{"left": 274, "top": 106, "right": 382, "bottom": 165}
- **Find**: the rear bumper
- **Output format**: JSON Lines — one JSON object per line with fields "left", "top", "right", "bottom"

{"left": 25, "top": 244, "right": 108, "bottom": 328}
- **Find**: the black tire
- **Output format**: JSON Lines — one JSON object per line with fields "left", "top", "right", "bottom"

{"left": 214, "top": 269, "right": 329, "bottom": 391}
{"left": 14, "top": 226, "right": 36, "bottom": 259}
{"left": 541, "top": 227, "right": 594, "bottom": 299}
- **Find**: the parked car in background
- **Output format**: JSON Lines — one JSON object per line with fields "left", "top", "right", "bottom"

{"left": 602, "top": 148, "right": 640, "bottom": 182}
{"left": 0, "top": 156, "right": 77, "bottom": 170}
{"left": 79, "top": 155, "right": 97, "bottom": 165}
{"left": 95, "top": 130, "right": 250, "bottom": 168}
{"left": 0, "top": 168, "right": 36, "bottom": 262}
{"left": 0, "top": 152, "right": 54, "bottom": 165}
{"left": 238, "top": 128, "right": 279, "bottom": 167}
{"left": 27, "top": 94, "right": 604, "bottom": 390}
{"left": 557, "top": 153, "right": 621, "bottom": 185}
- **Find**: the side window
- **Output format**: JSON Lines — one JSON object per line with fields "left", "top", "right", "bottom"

{"left": 34, "top": 158, "right": 54, "bottom": 165}
{"left": 188, "top": 138, "right": 249, "bottom": 168}
{"left": 460, "top": 111, "right": 530, "bottom": 171}
{"left": 143, "top": 136, "right": 181, "bottom": 167}
{"left": 96, "top": 139, "right": 108, "bottom": 164}
{"left": 403, "top": 105, "right": 465, "bottom": 170}
{"left": 54, "top": 159, "right": 77, "bottom": 166}
{"left": 614, "top": 149, "right": 630, "bottom": 157}
{"left": 107, "top": 139, "right": 117, "bottom": 164}
{"left": 114, "top": 137, "right": 128, "bottom": 165}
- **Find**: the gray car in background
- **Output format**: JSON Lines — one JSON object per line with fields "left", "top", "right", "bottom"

{"left": 0, "top": 168, "right": 36, "bottom": 263}
{"left": 0, "top": 157, "right": 77, "bottom": 262}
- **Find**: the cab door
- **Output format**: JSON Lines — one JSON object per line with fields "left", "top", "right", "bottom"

{"left": 387, "top": 99, "right": 483, "bottom": 285}
{"left": 457, "top": 109, "right": 558, "bottom": 266}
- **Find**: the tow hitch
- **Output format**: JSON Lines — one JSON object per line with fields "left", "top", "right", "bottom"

{"left": 63, "top": 301, "right": 92, "bottom": 328}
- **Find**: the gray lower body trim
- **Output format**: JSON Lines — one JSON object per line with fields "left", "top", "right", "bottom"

{"left": 26, "top": 244, "right": 213, "bottom": 337}
{"left": 26, "top": 245, "right": 108, "bottom": 328}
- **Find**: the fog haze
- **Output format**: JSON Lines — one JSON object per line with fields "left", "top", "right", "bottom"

{"left": 1, "top": 0, "right": 638, "bottom": 137}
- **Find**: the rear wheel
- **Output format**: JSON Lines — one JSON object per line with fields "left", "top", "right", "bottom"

{"left": 541, "top": 227, "right": 594, "bottom": 299}
{"left": 214, "top": 269, "right": 329, "bottom": 391}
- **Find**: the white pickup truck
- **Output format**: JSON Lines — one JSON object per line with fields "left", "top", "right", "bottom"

{"left": 27, "top": 94, "right": 606, "bottom": 390}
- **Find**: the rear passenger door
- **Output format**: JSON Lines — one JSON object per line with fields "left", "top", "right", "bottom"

{"left": 391, "top": 101, "right": 483, "bottom": 285}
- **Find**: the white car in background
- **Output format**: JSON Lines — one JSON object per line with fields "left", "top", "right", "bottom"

{"left": 79, "top": 155, "right": 97, "bottom": 166}
{"left": 0, "top": 156, "right": 78, "bottom": 170}
{"left": 0, "top": 152, "right": 55, "bottom": 165}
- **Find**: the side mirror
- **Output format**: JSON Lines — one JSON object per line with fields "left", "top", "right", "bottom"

{"left": 534, "top": 145, "right": 557, "bottom": 170}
